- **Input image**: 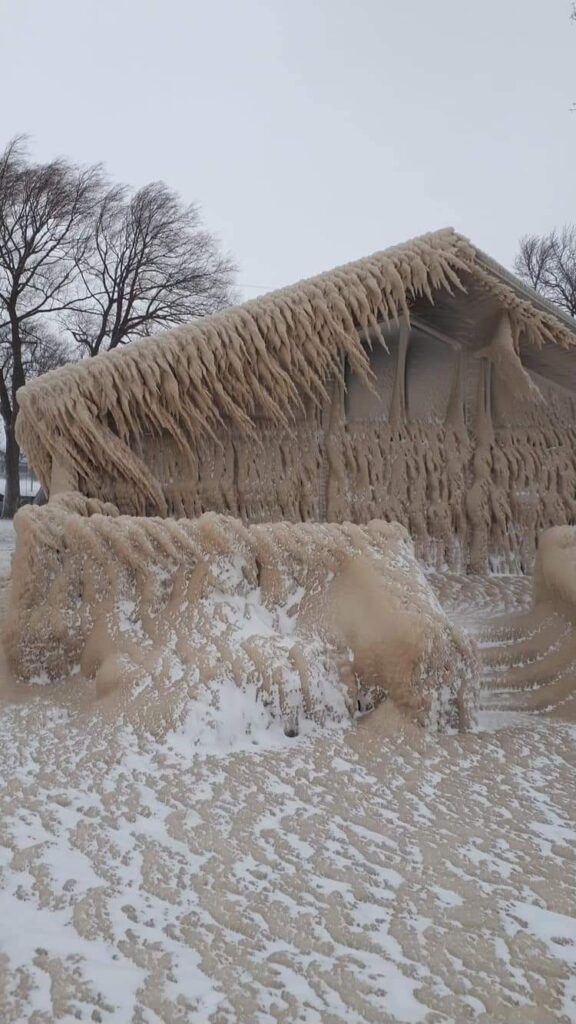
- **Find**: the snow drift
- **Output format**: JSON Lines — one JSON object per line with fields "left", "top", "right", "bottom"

{"left": 3, "top": 496, "right": 477, "bottom": 735}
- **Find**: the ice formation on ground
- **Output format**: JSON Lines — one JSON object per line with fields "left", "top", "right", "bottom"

{"left": 475, "top": 525, "right": 576, "bottom": 720}
{"left": 0, "top": 514, "right": 574, "bottom": 1023}
{"left": 2, "top": 497, "right": 476, "bottom": 736}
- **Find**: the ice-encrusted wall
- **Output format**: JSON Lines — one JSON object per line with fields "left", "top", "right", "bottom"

{"left": 127, "top": 326, "right": 576, "bottom": 574}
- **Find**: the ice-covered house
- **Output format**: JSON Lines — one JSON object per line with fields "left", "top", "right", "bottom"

{"left": 16, "top": 227, "right": 576, "bottom": 572}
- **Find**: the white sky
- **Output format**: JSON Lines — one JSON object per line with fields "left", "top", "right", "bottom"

{"left": 1, "top": 0, "right": 575, "bottom": 299}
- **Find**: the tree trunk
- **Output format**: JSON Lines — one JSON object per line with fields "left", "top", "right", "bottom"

{"left": 2, "top": 424, "right": 21, "bottom": 518}
{"left": 2, "top": 312, "right": 25, "bottom": 519}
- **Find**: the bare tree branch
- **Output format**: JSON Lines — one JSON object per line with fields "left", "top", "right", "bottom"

{"left": 515, "top": 227, "right": 576, "bottom": 318}
{"left": 64, "top": 181, "right": 236, "bottom": 356}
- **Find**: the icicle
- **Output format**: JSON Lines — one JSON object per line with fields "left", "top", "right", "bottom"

{"left": 389, "top": 318, "right": 411, "bottom": 430}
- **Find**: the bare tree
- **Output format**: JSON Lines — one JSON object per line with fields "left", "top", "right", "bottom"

{"left": 515, "top": 228, "right": 576, "bottom": 318}
{"left": 0, "top": 137, "right": 101, "bottom": 516}
{"left": 65, "top": 181, "right": 235, "bottom": 356}
{"left": 0, "top": 320, "right": 72, "bottom": 381}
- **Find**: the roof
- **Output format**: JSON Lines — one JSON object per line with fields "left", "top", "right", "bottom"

{"left": 16, "top": 227, "right": 576, "bottom": 513}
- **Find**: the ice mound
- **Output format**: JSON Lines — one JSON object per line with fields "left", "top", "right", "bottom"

{"left": 534, "top": 524, "right": 576, "bottom": 612}
{"left": 477, "top": 525, "right": 576, "bottom": 721}
{"left": 3, "top": 495, "right": 477, "bottom": 735}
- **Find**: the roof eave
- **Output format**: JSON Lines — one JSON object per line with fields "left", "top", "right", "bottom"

{"left": 475, "top": 248, "right": 576, "bottom": 340}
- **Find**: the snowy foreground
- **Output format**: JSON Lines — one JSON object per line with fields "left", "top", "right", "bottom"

{"left": 0, "top": 523, "right": 575, "bottom": 1023}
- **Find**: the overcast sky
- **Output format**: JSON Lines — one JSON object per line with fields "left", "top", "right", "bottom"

{"left": 1, "top": 0, "right": 575, "bottom": 298}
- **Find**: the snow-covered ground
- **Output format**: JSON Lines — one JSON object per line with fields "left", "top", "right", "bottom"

{"left": 0, "top": 520, "right": 15, "bottom": 576}
{"left": 0, "top": 525, "right": 575, "bottom": 1023}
